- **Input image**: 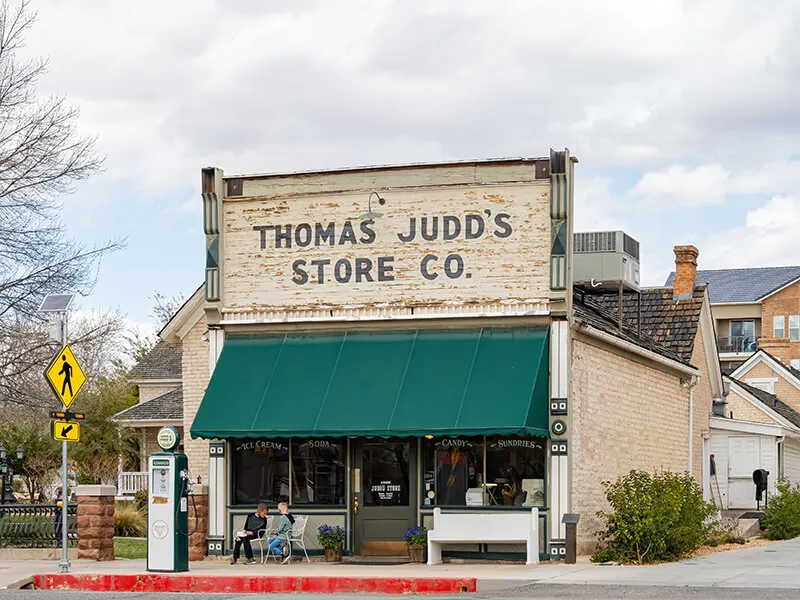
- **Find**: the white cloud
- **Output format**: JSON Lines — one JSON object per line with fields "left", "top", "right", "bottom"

{"left": 4, "top": 0, "right": 799, "bottom": 317}
{"left": 629, "top": 160, "right": 800, "bottom": 209}
{"left": 630, "top": 165, "right": 730, "bottom": 208}
{"left": 699, "top": 195, "right": 800, "bottom": 269}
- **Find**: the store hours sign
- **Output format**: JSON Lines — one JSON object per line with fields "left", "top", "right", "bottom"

{"left": 223, "top": 182, "right": 551, "bottom": 312}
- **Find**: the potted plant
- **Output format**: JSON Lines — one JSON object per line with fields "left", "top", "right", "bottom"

{"left": 403, "top": 525, "right": 428, "bottom": 563}
{"left": 317, "top": 524, "right": 345, "bottom": 562}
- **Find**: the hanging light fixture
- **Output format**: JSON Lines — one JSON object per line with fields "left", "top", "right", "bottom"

{"left": 359, "top": 191, "right": 386, "bottom": 220}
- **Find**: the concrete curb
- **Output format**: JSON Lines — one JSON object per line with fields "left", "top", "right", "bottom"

{"left": 34, "top": 573, "right": 478, "bottom": 594}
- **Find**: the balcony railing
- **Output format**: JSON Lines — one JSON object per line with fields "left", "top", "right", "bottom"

{"left": 717, "top": 336, "right": 759, "bottom": 354}
{"left": 118, "top": 472, "right": 148, "bottom": 496}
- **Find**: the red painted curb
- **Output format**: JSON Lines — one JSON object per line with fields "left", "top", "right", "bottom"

{"left": 34, "top": 573, "right": 477, "bottom": 594}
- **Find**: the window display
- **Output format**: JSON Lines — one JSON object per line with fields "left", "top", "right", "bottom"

{"left": 486, "top": 436, "right": 546, "bottom": 507}
{"left": 422, "top": 436, "right": 545, "bottom": 507}
{"left": 232, "top": 439, "right": 289, "bottom": 505}
{"left": 291, "top": 439, "right": 346, "bottom": 505}
{"left": 422, "top": 438, "right": 483, "bottom": 506}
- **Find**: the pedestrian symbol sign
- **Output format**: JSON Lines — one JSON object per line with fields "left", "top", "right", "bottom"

{"left": 44, "top": 344, "right": 86, "bottom": 408}
{"left": 51, "top": 419, "right": 80, "bottom": 442}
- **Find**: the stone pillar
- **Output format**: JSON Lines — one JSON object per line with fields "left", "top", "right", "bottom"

{"left": 189, "top": 485, "right": 208, "bottom": 561}
{"left": 76, "top": 485, "right": 116, "bottom": 561}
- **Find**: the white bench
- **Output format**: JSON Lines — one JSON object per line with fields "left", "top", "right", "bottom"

{"left": 427, "top": 507, "right": 539, "bottom": 565}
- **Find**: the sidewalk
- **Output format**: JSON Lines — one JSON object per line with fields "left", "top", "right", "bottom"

{"left": 9, "top": 538, "right": 800, "bottom": 594}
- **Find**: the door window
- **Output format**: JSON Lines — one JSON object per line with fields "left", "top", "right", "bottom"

{"left": 730, "top": 320, "right": 755, "bottom": 352}
{"left": 362, "top": 442, "right": 409, "bottom": 506}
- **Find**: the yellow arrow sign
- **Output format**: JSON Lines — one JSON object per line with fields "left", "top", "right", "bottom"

{"left": 44, "top": 344, "right": 86, "bottom": 409}
{"left": 51, "top": 419, "right": 80, "bottom": 442}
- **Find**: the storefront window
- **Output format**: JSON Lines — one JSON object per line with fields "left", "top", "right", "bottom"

{"left": 362, "top": 442, "right": 409, "bottom": 506}
{"left": 422, "top": 436, "right": 546, "bottom": 507}
{"left": 232, "top": 439, "right": 289, "bottom": 505}
{"left": 486, "top": 436, "right": 546, "bottom": 507}
{"left": 421, "top": 438, "right": 484, "bottom": 506}
{"left": 291, "top": 439, "right": 346, "bottom": 505}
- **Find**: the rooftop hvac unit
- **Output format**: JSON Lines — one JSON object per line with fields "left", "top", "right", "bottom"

{"left": 573, "top": 231, "right": 640, "bottom": 292}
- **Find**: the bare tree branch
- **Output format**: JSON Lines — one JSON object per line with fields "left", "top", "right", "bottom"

{"left": 0, "top": 1, "right": 119, "bottom": 408}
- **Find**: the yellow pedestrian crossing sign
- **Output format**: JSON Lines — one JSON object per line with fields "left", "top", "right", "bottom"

{"left": 51, "top": 420, "right": 80, "bottom": 442}
{"left": 44, "top": 344, "right": 86, "bottom": 409}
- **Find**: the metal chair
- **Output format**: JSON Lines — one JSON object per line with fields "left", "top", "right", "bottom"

{"left": 253, "top": 516, "right": 274, "bottom": 564}
{"left": 284, "top": 515, "right": 310, "bottom": 563}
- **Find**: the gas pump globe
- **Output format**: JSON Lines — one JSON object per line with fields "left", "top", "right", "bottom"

{"left": 146, "top": 426, "right": 191, "bottom": 572}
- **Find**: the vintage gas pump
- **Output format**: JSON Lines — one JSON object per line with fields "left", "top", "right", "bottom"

{"left": 147, "top": 426, "right": 192, "bottom": 572}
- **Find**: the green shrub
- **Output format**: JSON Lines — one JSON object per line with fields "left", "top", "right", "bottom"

{"left": 115, "top": 503, "right": 145, "bottom": 538}
{"left": 763, "top": 478, "right": 800, "bottom": 540}
{"left": 592, "top": 470, "right": 716, "bottom": 564}
{"left": 133, "top": 489, "right": 148, "bottom": 515}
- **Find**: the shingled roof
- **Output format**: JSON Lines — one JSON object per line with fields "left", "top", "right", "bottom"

{"left": 664, "top": 266, "right": 800, "bottom": 304}
{"left": 114, "top": 388, "right": 183, "bottom": 423}
{"left": 573, "top": 292, "right": 692, "bottom": 367}
{"left": 730, "top": 378, "right": 800, "bottom": 429}
{"left": 578, "top": 286, "right": 706, "bottom": 363}
{"left": 129, "top": 341, "right": 182, "bottom": 381}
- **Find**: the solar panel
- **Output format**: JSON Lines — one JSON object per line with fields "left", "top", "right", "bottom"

{"left": 38, "top": 294, "right": 75, "bottom": 313}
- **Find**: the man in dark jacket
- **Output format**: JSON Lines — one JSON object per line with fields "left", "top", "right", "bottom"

{"left": 231, "top": 503, "right": 268, "bottom": 564}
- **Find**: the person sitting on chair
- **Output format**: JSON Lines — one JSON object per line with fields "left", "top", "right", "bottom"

{"left": 267, "top": 501, "right": 295, "bottom": 559}
{"left": 231, "top": 503, "right": 268, "bottom": 565}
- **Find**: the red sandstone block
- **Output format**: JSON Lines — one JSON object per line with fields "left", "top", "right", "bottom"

{"left": 79, "top": 505, "right": 105, "bottom": 516}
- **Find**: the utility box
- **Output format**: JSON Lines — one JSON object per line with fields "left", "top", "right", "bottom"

{"left": 573, "top": 231, "right": 640, "bottom": 292}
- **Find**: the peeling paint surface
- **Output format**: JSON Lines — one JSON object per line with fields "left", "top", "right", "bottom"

{"left": 222, "top": 178, "right": 550, "bottom": 318}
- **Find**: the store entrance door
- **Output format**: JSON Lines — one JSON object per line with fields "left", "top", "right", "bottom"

{"left": 352, "top": 439, "right": 416, "bottom": 555}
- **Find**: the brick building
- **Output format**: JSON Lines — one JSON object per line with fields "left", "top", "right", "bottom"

{"left": 665, "top": 266, "right": 800, "bottom": 372}
{"left": 113, "top": 339, "right": 183, "bottom": 495}
{"left": 127, "top": 155, "right": 735, "bottom": 560}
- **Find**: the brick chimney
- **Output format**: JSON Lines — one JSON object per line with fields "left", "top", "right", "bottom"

{"left": 673, "top": 245, "right": 699, "bottom": 299}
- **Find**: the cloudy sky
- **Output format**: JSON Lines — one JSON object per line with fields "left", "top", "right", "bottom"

{"left": 24, "top": 0, "right": 800, "bottom": 327}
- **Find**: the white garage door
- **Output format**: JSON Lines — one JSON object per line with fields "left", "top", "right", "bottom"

{"left": 728, "top": 436, "right": 759, "bottom": 509}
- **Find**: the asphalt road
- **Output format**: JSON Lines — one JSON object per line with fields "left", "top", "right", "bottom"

{"left": 4, "top": 586, "right": 800, "bottom": 599}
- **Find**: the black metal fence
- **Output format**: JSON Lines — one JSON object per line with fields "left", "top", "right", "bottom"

{"left": 0, "top": 504, "right": 77, "bottom": 548}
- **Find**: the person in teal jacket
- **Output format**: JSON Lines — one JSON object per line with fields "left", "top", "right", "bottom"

{"left": 268, "top": 502, "right": 295, "bottom": 558}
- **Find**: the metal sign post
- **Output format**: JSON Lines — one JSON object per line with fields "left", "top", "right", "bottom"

{"left": 39, "top": 295, "right": 77, "bottom": 574}
{"left": 58, "top": 314, "right": 70, "bottom": 573}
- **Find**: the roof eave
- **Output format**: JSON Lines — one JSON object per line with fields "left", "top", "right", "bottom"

{"left": 577, "top": 322, "right": 701, "bottom": 377}
{"left": 757, "top": 275, "right": 800, "bottom": 302}
{"left": 160, "top": 285, "right": 206, "bottom": 342}
{"left": 116, "top": 419, "right": 183, "bottom": 428}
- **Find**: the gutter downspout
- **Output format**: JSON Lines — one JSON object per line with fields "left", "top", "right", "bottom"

{"left": 687, "top": 376, "right": 699, "bottom": 477}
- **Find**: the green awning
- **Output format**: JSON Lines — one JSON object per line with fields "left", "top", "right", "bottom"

{"left": 191, "top": 327, "right": 549, "bottom": 439}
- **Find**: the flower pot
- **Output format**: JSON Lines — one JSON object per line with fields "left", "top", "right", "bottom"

{"left": 324, "top": 547, "right": 343, "bottom": 562}
{"left": 408, "top": 544, "right": 426, "bottom": 563}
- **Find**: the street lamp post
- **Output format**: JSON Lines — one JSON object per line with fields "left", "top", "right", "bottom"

{"left": 0, "top": 444, "right": 23, "bottom": 504}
